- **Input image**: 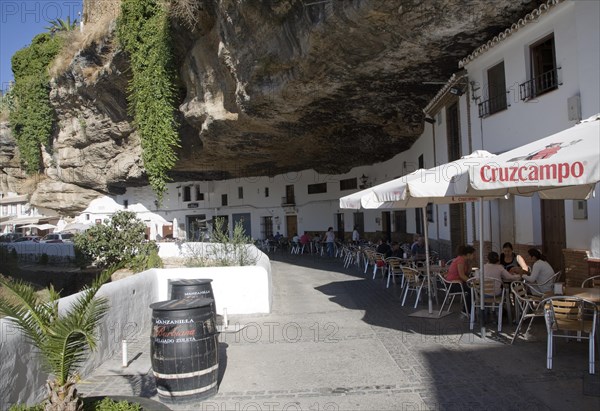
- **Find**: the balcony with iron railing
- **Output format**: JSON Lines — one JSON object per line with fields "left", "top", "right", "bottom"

{"left": 281, "top": 196, "right": 295, "bottom": 206}
{"left": 478, "top": 92, "right": 508, "bottom": 118}
{"left": 519, "top": 68, "right": 560, "bottom": 101}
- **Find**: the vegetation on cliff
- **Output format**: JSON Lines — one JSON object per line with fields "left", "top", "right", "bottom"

{"left": 9, "top": 33, "right": 62, "bottom": 174}
{"left": 117, "top": 0, "right": 180, "bottom": 201}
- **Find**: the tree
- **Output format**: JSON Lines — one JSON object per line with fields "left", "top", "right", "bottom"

{"left": 0, "top": 269, "right": 112, "bottom": 411}
{"left": 74, "top": 211, "right": 162, "bottom": 270}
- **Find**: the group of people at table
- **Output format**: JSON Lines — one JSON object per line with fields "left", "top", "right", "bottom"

{"left": 445, "top": 242, "right": 555, "bottom": 314}
{"left": 372, "top": 237, "right": 556, "bottom": 315}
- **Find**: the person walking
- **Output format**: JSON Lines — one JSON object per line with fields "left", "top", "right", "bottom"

{"left": 325, "top": 227, "right": 335, "bottom": 257}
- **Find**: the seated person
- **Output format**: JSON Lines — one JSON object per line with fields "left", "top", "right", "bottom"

{"left": 376, "top": 238, "right": 392, "bottom": 258}
{"left": 482, "top": 251, "right": 521, "bottom": 295}
{"left": 411, "top": 235, "right": 427, "bottom": 261}
{"left": 273, "top": 231, "right": 283, "bottom": 241}
{"left": 389, "top": 241, "right": 403, "bottom": 258}
{"left": 521, "top": 248, "right": 555, "bottom": 295}
{"left": 292, "top": 233, "right": 300, "bottom": 244}
{"left": 445, "top": 245, "right": 476, "bottom": 314}
{"left": 300, "top": 231, "right": 311, "bottom": 245}
{"left": 500, "top": 242, "right": 529, "bottom": 274}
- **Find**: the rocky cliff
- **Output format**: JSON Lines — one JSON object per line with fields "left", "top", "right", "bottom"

{"left": 0, "top": 0, "right": 546, "bottom": 215}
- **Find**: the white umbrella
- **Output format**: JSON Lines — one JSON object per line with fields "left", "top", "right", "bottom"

{"left": 340, "top": 170, "right": 434, "bottom": 313}
{"left": 373, "top": 152, "right": 501, "bottom": 317}
{"left": 469, "top": 114, "right": 599, "bottom": 198}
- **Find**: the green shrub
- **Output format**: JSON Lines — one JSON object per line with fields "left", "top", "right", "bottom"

{"left": 117, "top": 0, "right": 180, "bottom": 201}
{"left": 9, "top": 33, "right": 62, "bottom": 173}
{"left": 0, "top": 247, "right": 19, "bottom": 276}
{"left": 86, "top": 397, "right": 142, "bottom": 411}
{"left": 127, "top": 242, "right": 163, "bottom": 272}
{"left": 8, "top": 403, "right": 44, "bottom": 411}
{"left": 74, "top": 211, "right": 150, "bottom": 269}
{"left": 185, "top": 217, "right": 259, "bottom": 267}
{"left": 38, "top": 253, "right": 49, "bottom": 265}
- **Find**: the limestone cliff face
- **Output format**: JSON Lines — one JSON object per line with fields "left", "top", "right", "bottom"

{"left": 0, "top": 0, "right": 545, "bottom": 215}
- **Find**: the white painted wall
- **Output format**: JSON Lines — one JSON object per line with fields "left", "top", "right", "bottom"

{"left": 0, "top": 248, "right": 271, "bottom": 407}
{"left": 462, "top": 0, "right": 600, "bottom": 251}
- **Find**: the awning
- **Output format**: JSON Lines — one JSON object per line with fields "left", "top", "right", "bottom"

{"left": 1, "top": 217, "right": 41, "bottom": 226}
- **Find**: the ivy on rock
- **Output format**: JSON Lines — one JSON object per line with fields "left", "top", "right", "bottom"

{"left": 117, "top": 0, "right": 180, "bottom": 201}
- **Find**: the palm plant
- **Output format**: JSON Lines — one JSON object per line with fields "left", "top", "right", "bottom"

{"left": 0, "top": 269, "right": 112, "bottom": 410}
{"left": 45, "top": 16, "right": 78, "bottom": 33}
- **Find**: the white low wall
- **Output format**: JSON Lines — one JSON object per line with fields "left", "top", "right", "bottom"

{"left": 0, "top": 246, "right": 271, "bottom": 408}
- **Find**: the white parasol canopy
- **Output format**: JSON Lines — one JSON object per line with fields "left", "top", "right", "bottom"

{"left": 361, "top": 151, "right": 502, "bottom": 319}
{"left": 469, "top": 114, "right": 600, "bottom": 199}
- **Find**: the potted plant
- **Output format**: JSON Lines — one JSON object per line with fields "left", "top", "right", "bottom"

{"left": 0, "top": 268, "right": 113, "bottom": 410}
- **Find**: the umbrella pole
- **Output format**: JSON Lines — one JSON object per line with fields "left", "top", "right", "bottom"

{"left": 478, "top": 198, "right": 486, "bottom": 339}
{"left": 422, "top": 206, "right": 433, "bottom": 314}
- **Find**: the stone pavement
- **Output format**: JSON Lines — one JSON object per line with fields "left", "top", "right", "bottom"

{"left": 78, "top": 253, "right": 600, "bottom": 410}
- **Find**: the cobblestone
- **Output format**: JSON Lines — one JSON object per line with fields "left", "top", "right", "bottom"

{"left": 77, "top": 254, "right": 600, "bottom": 410}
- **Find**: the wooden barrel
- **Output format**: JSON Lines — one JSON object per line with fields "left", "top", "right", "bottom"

{"left": 169, "top": 279, "right": 218, "bottom": 325}
{"left": 150, "top": 298, "right": 218, "bottom": 402}
{"left": 169, "top": 279, "right": 214, "bottom": 300}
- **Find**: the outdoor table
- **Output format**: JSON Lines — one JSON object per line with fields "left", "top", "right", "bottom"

{"left": 544, "top": 287, "right": 600, "bottom": 304}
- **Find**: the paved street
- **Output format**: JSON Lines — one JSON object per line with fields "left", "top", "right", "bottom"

{"left": 78, "top": 253, "right": 600, "bottom": 410}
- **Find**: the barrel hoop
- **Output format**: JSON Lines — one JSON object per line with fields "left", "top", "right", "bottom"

{"left": 157, "top": 381, "right": 218, "bottom": 396}
{"left": 153, "top": 363, "right": 219, "bottom": 379}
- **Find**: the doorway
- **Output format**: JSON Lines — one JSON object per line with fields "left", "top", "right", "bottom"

{"left": 541, "top": 199, "right": 566, "bottom": 275}
{"left": 186, "top": 214, "right": 207, "bottom": 241}
{"left": 381, "top": 211, "right": 391, "bottom": 242}
{"left": 335, "top": 213, "right": 344, "bottom": 241}
{"left": 286, "top": 215, "right": 298, "bottom": 238}
{"left": 449, "top": 203, "right": 466, "bottom": 255}
{"left": 232, "top": 213, "right": 251, "bottom": 237}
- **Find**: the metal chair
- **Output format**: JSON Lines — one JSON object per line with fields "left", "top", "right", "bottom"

{"left": 468, "top": 277, "right": 505, "bottom": 332}
{"left": 525, "top": 271, "right": 562, "bottom": 296}
{"left": 541, "top": 296, "right": 597, "bottom": 374}
{"left": 385, "top": 257, "right": 404, "bottom": 288}
{"left": 401, "top": 267, "right": 425, "bottom": 308}
{"left": 372, "top": 253, "right": 387, "bottom": 280}
{"left": 581, "top": 275, "right": 600, "bottom": 288}
{"left": 437, "top": 273, "right": 469, "bottom": 317}
{"left": 510, "top": 281, "right": 543, "bottom": 344}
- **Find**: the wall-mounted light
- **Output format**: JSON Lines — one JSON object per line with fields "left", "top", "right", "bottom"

{"left": 449, "top": 86, "right": 464, "bottom": 96}
{"left": 154, "top": 200, "right": 159, "bottom": 209}
{"left": 424, "top": 116, "right": 435, "bottom": 124}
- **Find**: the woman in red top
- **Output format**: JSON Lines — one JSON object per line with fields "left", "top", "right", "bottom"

{"left": 446, "top": 245, "right": 476, "bottom": 314}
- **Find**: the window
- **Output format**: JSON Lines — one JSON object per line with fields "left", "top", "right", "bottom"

{"left": 85, "top": 214, "right": 90, "bottom": 221}
{"left": 308, "top": 183, "right": 327, "bottom": 194}
{"left": 221, "top": 194, "right": 228, "bottom": 206}
{"left": 261, "top": 216, "right": 274, "bottom": 239}
{"left": 479, "top": 61, "right": 507, "bottom": 117}
{"left": 340, "top": 178, "right": 358, "bottom": 191}
{"left": 238, "top": 187, "right": 243, "bottom": 199}
{"left": 195, "top": 186, "right": 204, "bottom": 201}
{"left": 284, "top": 185, "right": 295, "bottom": 204}
{"left": 394, "top": 210, "right": 406, "bottom": 233}
{"left": 520, "top": 34, "right": 558, "bottom": 100}
{"left": 265, "top": 187, "right": 269, "bottom": 197}
{"left": 183, "top": 186, "right": 192, "bottom": 202}
{"left": 123, "top": 200, "right": 128, "bottom": 209}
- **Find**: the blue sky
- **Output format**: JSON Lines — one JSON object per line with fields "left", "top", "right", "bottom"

{"left": 0, "top": 0, "right": 83, "bottom": 92}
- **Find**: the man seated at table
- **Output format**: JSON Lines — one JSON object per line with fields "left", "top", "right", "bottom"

{"left": 481, "top": 251, "right": 522, "bottom": 295}
{"left": 389, "top": 241, "right": 403, "bottom": 258}
{"left": 376, "top": 238, "right": 392, "bottom": 258}
{"left": 411, "top": 235, "right": 427, "bottom": 261}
